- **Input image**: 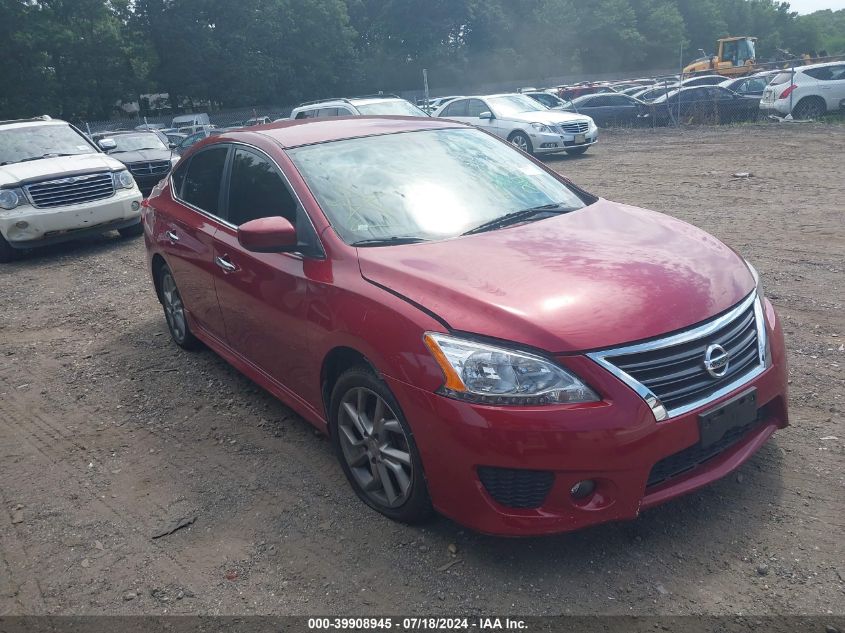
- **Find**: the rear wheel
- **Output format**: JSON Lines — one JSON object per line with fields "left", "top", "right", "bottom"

{"left": 0, "top": 233, "right": 21, "bottom": 263}
{"left": 508, "top": 131, "right": 534, "bottom": 155}
{"left": 566, "top": 146, "right": 589, "bottom": 156}
{"left": 793, "top": 97, "right": 826, "bottom": 120}
{"left": 329, "top": 366, "right": 433, "bottom": 524}
{"left": 118, "top": 221, "right": 144, "bottom": 238}
{"left": 158, "top": 265, "right": 200, "bottom": 350}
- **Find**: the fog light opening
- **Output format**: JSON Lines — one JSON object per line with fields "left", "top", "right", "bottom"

{"left": 131, "top": 201, "right": 141, "bottom": 212}
{"left": 15, "top": 221, "right": 29, "bottom": 229}
{"left": 570, "top": 479, "right": 596, "bottom": 500}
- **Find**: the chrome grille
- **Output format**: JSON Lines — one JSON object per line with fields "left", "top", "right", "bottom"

{"left": 556, "top": 121, "right": 589, "bottom": 134}
{"left": 128, "top": 161, "right": 171, "bottom": 178}
{"left": 25, "top": 172, "right": 115, "bottom": 209}
{"left": 589, "top": 293, "right": 765, "bottom": 419}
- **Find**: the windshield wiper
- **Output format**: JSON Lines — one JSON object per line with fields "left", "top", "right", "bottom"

{"left": 351, "top": 236, "right": 430, "bottom": 247}
{"left": 5, "top": 153, "right": 78, "bottom": 165}
{"left": 110, "top": 148, "right": 160, "bottom": 153}
{"left": 462, "top": 203, "right": 572, "bottom": 236}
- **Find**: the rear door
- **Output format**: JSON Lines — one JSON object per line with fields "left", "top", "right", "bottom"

{"left": 211, "top": 145, "right": 324, "bottom": 400}
{"left": 812, "top": 64, "right": 845, "bottom": 111}
{"left": 155, "top": 145, "right": 230, "bottom": 339}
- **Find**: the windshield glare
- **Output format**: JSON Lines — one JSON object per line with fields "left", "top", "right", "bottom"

{"left": 288, "top": 128, "right": 587, "bottom": 244}
{"left": 488, "top": 95, "right": 547, "bottom": 116}
{"left": 0, "top": 124, "right": 97, "bottom": 165}
{"left": 355, "top": 100, "right": 429, "bottom": 116}
{"left": 105, "top": 133, "right": 168, "bottom": 152}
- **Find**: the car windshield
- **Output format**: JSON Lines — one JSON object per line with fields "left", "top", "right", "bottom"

{"left": 487, "top": 95, "right": 547, "bottom": 116}
{"left": 288, "top": 128, "right": 588, "bottom": 245}
{"left": 104, "top": 133, "right": 168, "bottom": 152}
{"left": 355, "top": 100, "right": 429, "bottom": 116}
{"left": 0, "top": 123, "right": 97, "bottom": 165}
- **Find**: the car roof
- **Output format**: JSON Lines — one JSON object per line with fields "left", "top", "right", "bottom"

{"left": 208, "top": 116, "right": 465, "bottom": 149}
{"left": 0, "top": 118, "right": 67, "bottom": 130}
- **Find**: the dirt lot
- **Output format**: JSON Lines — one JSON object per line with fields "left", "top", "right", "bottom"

{"left": 1, "top": 123, "right": 843, "bottom": 617}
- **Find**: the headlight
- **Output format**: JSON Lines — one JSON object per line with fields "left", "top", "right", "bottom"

{"left": 744, "top": 259, "right": 772, "bottom": 367}
{"left": 530, "top": 122, "right": 552, "bottom": 133}
{"left": 114, "top": 170, "right": 135, "bottom": 190}
{"left": 0, "top": 188, "right": 25, "bottom": 211}
{"left": 423, "top": 332, "right": 599, "bottom": 405}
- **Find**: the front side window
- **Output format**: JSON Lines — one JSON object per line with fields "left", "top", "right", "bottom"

{"left": 0, "top": 123, "right": 97, "bottom": 166}
{"left": 227, "top": 148, "right": 297, "bottom": 226}
{"left": 181, "top": 146, "right": 228, "bottom": 215}
{"left": 288, "top": 128, "right": 589, "bottom": 245}
{"left": 466, "top": 99, "right": 488, "bottom": 118}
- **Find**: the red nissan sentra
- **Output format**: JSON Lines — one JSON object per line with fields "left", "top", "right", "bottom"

{"left": 143, "top": 117, "right": 788, "bottom": 536}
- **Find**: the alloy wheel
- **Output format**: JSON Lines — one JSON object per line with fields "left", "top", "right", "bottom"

{"left": 161, "top": 272, "right": 187, "bottom": 343}
{"left": 510, "top": 133, "right": 530, "bottom": 152}
{"left": 337, "top": 387, "right": 413, "bottom": 509}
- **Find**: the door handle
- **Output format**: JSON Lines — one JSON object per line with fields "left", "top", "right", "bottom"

{"left": 215, "top": 256, "right": 238, "bottom": 273}
{"left": 166, "top": 230, "right": 180, "bottom": 242}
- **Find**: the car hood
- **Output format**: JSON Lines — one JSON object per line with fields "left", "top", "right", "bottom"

{"left": 106, "top": 149, "right": 173, "bottom": 165}
{"left": 508, "top": 110, "right": 592, "bottom": 125}
{"left": 0, "top": 153, "right": 123, "bottom": 187}
{"left": 357, "top": 199, "right": 755, "bottom": 353}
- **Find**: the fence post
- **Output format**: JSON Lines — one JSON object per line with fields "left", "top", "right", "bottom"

{"left": 789, "top": 62, "right": 795, "bottom": 117}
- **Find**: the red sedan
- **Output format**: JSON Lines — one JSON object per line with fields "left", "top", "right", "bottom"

{"left": 142, "top": 117, "right": 788, "bottom": 536}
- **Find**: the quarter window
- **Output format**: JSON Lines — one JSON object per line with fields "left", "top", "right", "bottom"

{"left": 227, "top": 148, "right": 297, "bottom": 226}
{"left": 181, "top": 146, "right": 228, "bottom": 215}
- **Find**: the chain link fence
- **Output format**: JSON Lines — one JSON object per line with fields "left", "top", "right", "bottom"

{"left": 77, "top": 56, "right": 843, "bottom": 137}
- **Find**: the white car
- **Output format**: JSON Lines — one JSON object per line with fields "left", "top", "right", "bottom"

{"left": 290, "top": 95, "right": 429, "bottom": 119}
{"left": 761, "top": 61, "right": 845, "bottom": 118}
{"left": 0, "top": 117, "right": 143, "bottom": 262}
{"left": 433, "top": 93, "right": 598, "bottom": 156}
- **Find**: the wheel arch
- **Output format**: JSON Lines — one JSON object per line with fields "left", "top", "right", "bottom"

{"left": 320, "top": 346, "right": 377, "bottom": 422}
{"left": 151, "top": 253, "right": 168, "bottom": 304}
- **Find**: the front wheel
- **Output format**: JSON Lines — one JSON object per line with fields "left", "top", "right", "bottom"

{"left": 0, "top": 233, "right": 21, "bottom": 263}
{"left": 566, "top": 146, "right": 589, "bottom": 156}
{"left": 329, "top": 367, "right": 433, "bottom": 524}
{"left": 508, "top": 131, "right": 534, "bottom": 155}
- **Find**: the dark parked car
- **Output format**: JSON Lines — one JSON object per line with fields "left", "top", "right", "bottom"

{"left": 92, "top": 131, "right": 177, "bottom": 196}
{"left": 563, "top": 93, "right": 651, "bottom": 126}
{"left": 633, "top": 84, "right": 678, "bottom": 102}
{"left": 680, "top": 75, "right": 727, "bottom": 87}
{"left": 143, "top": 117, "right": 787, "bottom": 536}
{"left": 651, "top": 86, "right": 761, "bottom": 124}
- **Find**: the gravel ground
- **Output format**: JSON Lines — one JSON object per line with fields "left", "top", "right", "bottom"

{"left": 0, "top": 122, "right": 843, "bottom": 617}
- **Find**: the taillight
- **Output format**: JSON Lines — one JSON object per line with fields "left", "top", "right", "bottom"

{"left": 779, "top": 84, "right": 797, "bottom": 100}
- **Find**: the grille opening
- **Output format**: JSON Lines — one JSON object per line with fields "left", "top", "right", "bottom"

{"left": 26, "top": 172, "right": 115, "bottom": 208}
{"left": 646, "top": 409, "right": 766, "bottom": 488}
{"left": 605, "top": 302, "right": 762, "bottom": 413}
{"left": 478, "top": 466, "right": 554, "bottom": 509}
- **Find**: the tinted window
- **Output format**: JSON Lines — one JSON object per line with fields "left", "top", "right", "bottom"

{"left": 605, "top": 95, "right": 632, "bottom": 105}
{"left": 316, "top": 108, "right": 341, "bottom": 118}
{"left": 582, "top": 96, "right": 609, "bottom": 107}
{"left": 442, "top": 99, "right": 468, "bottom": 117}
{"left": 808, "top": 65, "right": 845, "bottom": 80}
{"left": 227, "top": 148, "right": 297, "bottom": 226}
{"left": 171, "top": 161, "right": 189, "bottom": 197}
{"left": 466, "top": 99, "right": 487, "bottom": 117}
{"left": 181, "top": 147, "right": 228, "bottom": 215}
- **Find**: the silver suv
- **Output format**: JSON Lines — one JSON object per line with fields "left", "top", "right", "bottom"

{"left": 290, "top": 95, "right": 429, "bottom": 119}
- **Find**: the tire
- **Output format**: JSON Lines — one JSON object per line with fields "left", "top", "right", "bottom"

{"left": 0, "top": 233, "right": 21, "bottom": 263}
{"left": 508, "top": 131, "right": 534, "bottom": 155}
{"left": 793, "top": 97, "right": 826, "bottom": 120}
{"left": 566, "top": 146, "right": 589, "bottom": 156}
{"left": 118, "top": 221, "right": 144, "bottom": 238}
{"left": 329, "top": 366, "right": 433, "bottom": 524}
{"left": 157, "top": 265, "right": 201, "bottom": 350}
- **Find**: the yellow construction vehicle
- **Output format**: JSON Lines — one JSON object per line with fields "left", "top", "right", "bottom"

{"left": 684, "top": 36, "right": 759, "bottom": 77}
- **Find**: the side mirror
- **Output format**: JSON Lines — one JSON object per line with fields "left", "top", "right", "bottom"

{"left": 98, "top": 138, "right": 117, "bottom": 151}
{"left": 169, "top": 142, "right": 177, "bottom": 149}
{"left": 238, "top": 216, "right": 298, "bottom": 253}
{"left": 479, "top": 111, "right": 494, "bottom": 120}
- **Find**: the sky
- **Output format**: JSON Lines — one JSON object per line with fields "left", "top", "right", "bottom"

{"left": 787, "top": 0, "right": 845, "bottom": 13}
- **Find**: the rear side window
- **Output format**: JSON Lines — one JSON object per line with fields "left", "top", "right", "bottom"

{"left": 181, "top": 147, "right": 228, "bottom": 215}
{"left": 227, "top": 148, "right": 297, "bottom": 226}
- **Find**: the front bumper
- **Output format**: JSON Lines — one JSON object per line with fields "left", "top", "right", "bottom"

{"left": 0, "top": 189, "right": 143, "bottom": 248}
{"left": 532, "top": 129, "right": 599, "bottom": 154}
{"left": 387, "top": 299, "right": 788, "bottom": 536}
